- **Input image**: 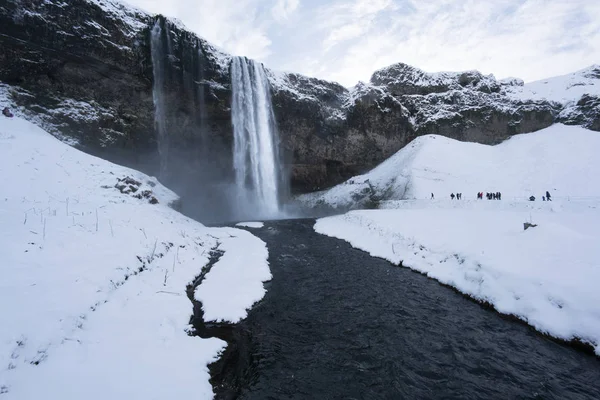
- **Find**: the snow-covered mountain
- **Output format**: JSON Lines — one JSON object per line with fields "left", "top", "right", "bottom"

{"left": 0, "top": 0, "right": 599, "bottom": 198}
{"left": 298, "top": 124, "right": 600, "bottom": 209}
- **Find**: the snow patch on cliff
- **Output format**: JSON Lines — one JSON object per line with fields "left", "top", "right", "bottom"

{"left": 506, "top": 65, "right": 600, "bottom": 104}
{"left": 85, "top": 0, "right": 148, "bottom": 34}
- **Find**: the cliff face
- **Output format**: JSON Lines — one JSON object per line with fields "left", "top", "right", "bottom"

{"left": 0, "top": 0, "right": 232, "bottom": 182}
{"left": 0, "top": 0, "right": 598, "bottom": 197}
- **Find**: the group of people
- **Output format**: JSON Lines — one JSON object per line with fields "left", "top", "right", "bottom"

{"left": 431, "top": 190, "right": 552, "bottom": 201}
{"left": 478, "top": 192, "right": 501, "bottom": 200}
{"left": 530, "top": 191, "right": 552, "bottom": 201}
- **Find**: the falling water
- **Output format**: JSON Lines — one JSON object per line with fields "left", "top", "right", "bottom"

{"left": 231, "top": 56, "right": 282, "bottom": 218}
{"left": 196, "top": 45, "right": 209, "bottom": 156}
{"left": 150, "top": 20, "right": 169, "bottom": 179}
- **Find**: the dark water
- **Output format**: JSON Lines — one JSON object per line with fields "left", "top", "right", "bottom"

{"left": 222, "top": 219, "right": 600, "bottom": 399}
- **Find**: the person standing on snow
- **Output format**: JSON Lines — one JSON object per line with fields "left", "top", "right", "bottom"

{"left": 546, "top": 191, "right": 551, "bottom": 201}
{"left": 431, "top": 193, "right": 434, "bottom": 199}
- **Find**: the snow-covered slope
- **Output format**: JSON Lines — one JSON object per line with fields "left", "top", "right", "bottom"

{"left": 0, "top": 111, "right": 271, "bottom": 397}
{"left": 298, "top": 124, "right": 600, "bottom": 209}
{"left": 507, "top": 65, "right": 600, "bottom": 104}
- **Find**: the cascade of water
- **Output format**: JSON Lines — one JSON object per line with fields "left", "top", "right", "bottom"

{"left": 231, "top": 56, "right": 282, "bottom": 217}
{"left": 150, "top": 20, "right": 169, "bottom": 179}
{"left": 196, "top": 45, "right": 209, "bottom": 153}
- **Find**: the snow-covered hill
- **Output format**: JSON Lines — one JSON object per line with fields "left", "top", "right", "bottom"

{"left": 507, "top": 65, "right": 600, "bottom": 104}
{"left": 0, "top": 108, "right": 271, "bottom": 397}
{"left": 298, "top": 124, "right": 600, "bottom": 209}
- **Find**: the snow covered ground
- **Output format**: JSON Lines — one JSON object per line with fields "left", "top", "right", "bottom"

{"left": 0, "top": 113, "right": 271, "bottom": 397}
{"left": 312, "top": 122, "right": 600, "bottom": 354}
{"left": 298, "top": 124, "right": 600, "bottom": 209}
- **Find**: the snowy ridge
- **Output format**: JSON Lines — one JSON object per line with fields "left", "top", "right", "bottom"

{"left": 85, "top": 0, "right": 149, "bottom": 34}
{"left": 507, "top": 65, "right": 600, "bottom": 104}
{"left": 267, "top": 68, "right": 347, "bottom": 102}
{"left": 371, "top": 63, "right": 502, "bottom": 95}
{"left": 298, "top": 124, "right": 600, "bottom": 209}
{"left": 0, "top": 112, "right": 271, "bottom": 397}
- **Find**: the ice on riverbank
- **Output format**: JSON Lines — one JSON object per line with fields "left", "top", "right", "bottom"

{"left": 235, "top": 221, "right": 265, "bottom": 228}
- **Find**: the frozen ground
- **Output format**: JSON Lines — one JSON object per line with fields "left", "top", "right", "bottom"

{"left": 0, "top": 113, "right": 270, "bottom": 398}
{"left": 313, "top": 122, "right": 600, "bottom": 354}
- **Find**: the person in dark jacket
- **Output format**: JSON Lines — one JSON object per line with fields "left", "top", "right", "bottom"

{"left": 451, "top": 193, "right": 455, "bottom": 200}
{"left": 546, "top": 191, "right": 551, "bottom": 201}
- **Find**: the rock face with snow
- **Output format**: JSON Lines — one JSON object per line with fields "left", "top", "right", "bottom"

{"left": 0, "top": 0, "right": 233, "bottom": 182}
{"left": 1, "top": 0, "right": 599, "bottom": 194}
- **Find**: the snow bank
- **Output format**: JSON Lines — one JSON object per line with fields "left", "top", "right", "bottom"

{"left": 315, "top": 203, "right": 600, "bottom": 354}
{"left": 298, "top": 124, "right": 600, "bottom": 209}
{"left": 196, "top": 228, "right": 270, "bottom": 322}
{"left": 0, "top": 115, "right": 270, "bottom": 397}
{"left": 235, "top": 221, "right": 265, "bottom": 228}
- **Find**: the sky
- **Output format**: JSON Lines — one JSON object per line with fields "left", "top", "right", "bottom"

{"left": 125, "top": 0, "right": 600, "bottom": 87}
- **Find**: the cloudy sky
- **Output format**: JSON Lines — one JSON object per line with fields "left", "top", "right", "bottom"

{"left": 126, "top": 0, "right": 600, "bottom": 86}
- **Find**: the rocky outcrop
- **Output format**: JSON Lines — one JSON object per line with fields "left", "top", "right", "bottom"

{"left": 558, "top": 94, "right": 600, "bottom": 131}
{"left": 0, "top": 0, "right": 598, "bottom": 199}
{"left": 269, "top": 64, "right": 563, "bottom": 191}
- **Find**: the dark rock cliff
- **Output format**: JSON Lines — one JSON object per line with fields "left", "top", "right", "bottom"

{"left": 0, "top": 0, "right": 598, "bottom": 198}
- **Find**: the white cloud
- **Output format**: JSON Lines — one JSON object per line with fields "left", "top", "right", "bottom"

{"left": 122, "top": 0, "right": 600, "bottom": 86}
{"left": 318, "top": 0, "right": 394, "bottom": 51}
{"left": 271, "top": 0, "right": 300, "bottom": 22}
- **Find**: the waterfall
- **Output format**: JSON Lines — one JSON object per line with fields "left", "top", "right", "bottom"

{"left": 231, "top": 56, "right": 282, "bottom": 218}
{"left": 196, "top": 45, "right": 209, "bottom": 157}
{"left": 150, "top": 20, "right": 169, "bottom": 179}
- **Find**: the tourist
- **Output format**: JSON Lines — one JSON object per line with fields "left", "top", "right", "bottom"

{"left": 546, "top": 191, "right": 551, "bottom": 201}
